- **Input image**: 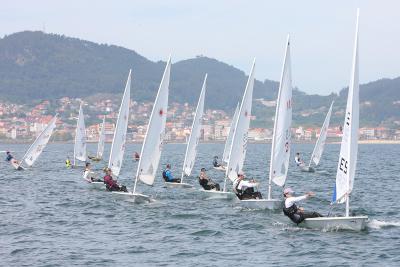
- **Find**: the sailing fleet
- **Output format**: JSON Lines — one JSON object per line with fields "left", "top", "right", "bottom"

{"left": 4, "top": 10, "right": 368, "bottom": 231}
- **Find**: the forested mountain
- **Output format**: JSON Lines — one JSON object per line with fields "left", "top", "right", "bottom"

{"left": 0, "top": 31, "right": 399, "bottom": 127}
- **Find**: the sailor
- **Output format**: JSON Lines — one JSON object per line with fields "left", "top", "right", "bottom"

{"left": 5, "top": 151, "right": 13, "bottom": 162}
{"left": 65, "top": 157, "right": 71, "bottom": 168}
{"left": 103, "top": 167, "right": 127, "bottom": 192}
{"left": 213, "top": 156, "right": 221, "bottom": 167}
{"left": 294, "top": 152, "right": 304, "bottom": 166}
{"left": 282, "top": 188, "right": 323, "bottom": 224}
{"left": 198, "top": 168, "right": 220, "bottom": 191}
{"left": 162, "top": 164, "right": 181, "bottom": 183}
{"left": 83, "top": 162, "right": 102, "bottom": 182}
{"left": 134, "top": 151, "right": 140, "bottom": 162}
{"left": 233, "top": 172, "right": 262, "bottom": 200}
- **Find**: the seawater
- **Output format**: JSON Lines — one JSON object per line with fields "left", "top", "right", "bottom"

{"left": 1, "top": 143, "right": 399, "bottom": 266}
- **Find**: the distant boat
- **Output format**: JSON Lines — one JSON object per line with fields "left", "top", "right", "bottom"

{"left": 301, "top": 9, "right": 368, "bottom": 231}
{"left": 300, "top": 102, "right": 334, "bottom": 172}
{"left": 214, "top": 102, "right": 240, "bottom": 172}
{"left": 13, "top": 114, "right": 58, "bottom": 170}
{"left": 88, "top": 115, "right": 106, "bottom": 162}
{"left": 112, "top": 58, "right": 171, "bottom": 203}
{"left": 165, "top": 74, "right": 207, "bottom": 189}
{"left": 73, "top": 103, "right": 87, "bottom": 167}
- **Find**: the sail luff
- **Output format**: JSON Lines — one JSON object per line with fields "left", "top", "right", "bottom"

{"left": 181, "top": 74, "right": 207, "bottom": 181}
{"left": 108, "top": 70, "right": 131, "bottom": 177}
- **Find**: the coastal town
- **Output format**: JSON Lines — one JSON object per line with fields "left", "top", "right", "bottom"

{"left": 1, "top": 97, "right": 399, "bottom": 143}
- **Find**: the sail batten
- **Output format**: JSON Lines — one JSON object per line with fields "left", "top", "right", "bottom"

{"left": 226, "top": 60, "right": 256, "bottom": 182}
{"left": 21, "top": 114, "right": 58, "bottom": 167}
{"left": 334, "top": 10, "right": 360, "bottom": 204}
{"left": 136, "top": 58, "right": 171, "bottom": 187}
{"left": 108, "top": 70, "right": 131, "bottom": 177}
{"left": 269, "top": 36, "right": 293, "bottom": 188}
{"left": 182, "top": 74, "right": 207, "bottom": 179}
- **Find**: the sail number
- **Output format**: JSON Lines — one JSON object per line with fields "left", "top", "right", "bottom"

{"left": 339, "top": 157, "right": 348, "bottom": 174}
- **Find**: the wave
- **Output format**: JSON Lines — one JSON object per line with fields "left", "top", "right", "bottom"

{"left": 367, "top": 219, "right": 400, "bottom": 229}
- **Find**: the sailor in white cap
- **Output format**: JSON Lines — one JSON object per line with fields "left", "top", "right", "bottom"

{"left": 232, "top": 172, "right": 262, "bottom": 200}
{"left": 282, "top": 188, "right": 323, "bottom": 224}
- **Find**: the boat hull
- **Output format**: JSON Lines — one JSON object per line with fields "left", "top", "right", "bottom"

{"left": 239, "top": 198, "right": 283, "bottom": 210}
{"left": 84, "top": 180, "right": 105, "bottom": 189}
{"left": 213, "top": 166, "right": 226, "bottom": 171}
{"left": 199, "top": 189, "right": 235, "bottom": 200}
{"left": 300, "top": 166, "right": 315, "bottom": 172}
{"left": 300, "top": 216, "right": 368, "bottom": 231}
{"left": 112, "top": 191, "right": 152, "bottom": 204}
{"left": 88, "top": 156, "right": 102, "bottom": 162}
{"left": 164, "top": 182, "right": 194, "bottom": 189}
{"left": 11, "top": 161, "right": 24, "bottom": 170}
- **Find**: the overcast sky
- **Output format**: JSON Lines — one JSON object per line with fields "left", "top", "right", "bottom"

{"left": 1, "top": 0, "right": 399, "bottom": 95}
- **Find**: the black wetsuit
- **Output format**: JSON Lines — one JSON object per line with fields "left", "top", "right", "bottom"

{"left": 234, "top": 181, "right": 262, "bottom": 200}
{"left": 198, "top": 177, "right": 220, "bottom": 191}
{"left": 283, "top": 203, "right": 323, "bottom": 224}
{"left": 213, "top": 159, "right": 220, "bottom": 167}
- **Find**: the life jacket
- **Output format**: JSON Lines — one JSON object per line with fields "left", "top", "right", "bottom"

{"left": 233, "top": 179, "right": 243, "bottom": 199}
{"left": 103, "top": 175, "right": 113, "bottom": 187}
{"left": 283, "top": 202, "right": 303, "bottom": 224}
{"left": 162, "top": 170, "right": 168, "bottom": 181}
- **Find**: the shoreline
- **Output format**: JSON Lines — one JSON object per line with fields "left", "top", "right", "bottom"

{"left": 1, "top": 140, "right": 400, "bottom": 145}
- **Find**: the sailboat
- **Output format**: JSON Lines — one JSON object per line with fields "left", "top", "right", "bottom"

{"left": 13, "top": 114, "right": 58, "bottom": 170}
{"left": 165, "top": 74, "right": 207, "bottom": 189}
{"left": 88, "top": 116, "right": 106, "bottom": 162}
{"left": 300, "top": 101, "right": 334, "bottom": 172}
{"left": 214, "top": 103, "right": 240, "bottom": 171}
{"left": 85, "top": 70, "right": 131, "bottom": 188}
{"left": 301, "top": 9, "right": 368, "bottom": 231}
{"left": 73, "top": 103, "right": 87, "bottom": 167}
{"left": 202, "top": 60, "right": 255, "bottom": 200}
{"left": 239, "top": 37, "right": 292, "bottom": 210}
{"left": 113, "top": 58, "right": 171, "bottom": 203}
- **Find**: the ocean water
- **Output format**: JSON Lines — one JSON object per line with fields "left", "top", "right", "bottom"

{"left": 1, "top": 143, "right": 399, "bottom": 266}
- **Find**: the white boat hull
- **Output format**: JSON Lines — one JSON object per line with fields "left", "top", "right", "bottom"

{"left": 300, "top": 166, "right": 315, "bottom": 172}
{"left": 199, "top": 189, "right": 235, "bottom": 200}
{"left": 213, "top": 166, "right": 226, "bottom": 171}
{"left": 11, "top": 161, "right": 24, "bottom": 170}
{"left": 112, "top": 191, "right": 152, "bottom": 204}
{"left": 239, "top": 198, "right": 283, "bottom": 210}
{"left": 84, "top": 179, "right": 105, "bottom": 189}
{"left": 300, "top": 216, "right": 368, "bottom": 231}
{"left": 164, "top": 182, "right": 194, "bottom": 189}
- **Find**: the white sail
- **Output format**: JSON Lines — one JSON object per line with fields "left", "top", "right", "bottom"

{"left": 135, "top": 58, "right": 170, "bottom": 186}
{"left": 222, "top": 103, "right": 240, "bottom": 164}
{"left": 21, "top": 114, "right": 57, "bottom": 167}
{"left": 269, "top": 36, "right": 293, "bottom": 188}
{"left": 182, "top": 74, "right": 207, "bottom": 178}
{"left": 226, "top": 60, "right": 255, "bottom": 182}
{"left": 309, "top": 101, "right": 334, "bottom": 167}
{"left": 334, "top": 10, "right": 359, "bottom": 205}
{"left": 74, "top": 103, "right": 87, "bottom": 164}
{"left": 96, "top": 116, "right": 106, "bottom": 159}
{"left": 108, "top": 70, "right": 131, "bottom": 177}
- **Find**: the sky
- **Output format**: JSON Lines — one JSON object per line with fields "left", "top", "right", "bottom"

{"left": 0, "top": 0, "right": 399, "bottom": 95}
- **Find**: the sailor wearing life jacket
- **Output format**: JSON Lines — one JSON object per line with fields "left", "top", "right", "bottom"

{"left": 233, "top": 172, "right": 262, "bottom": 200}
{"left": 294, "top": 153, "right": 304, "bottom": 166}
{"left": 283, "top": 188, "right": 323, "bottom": 224}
